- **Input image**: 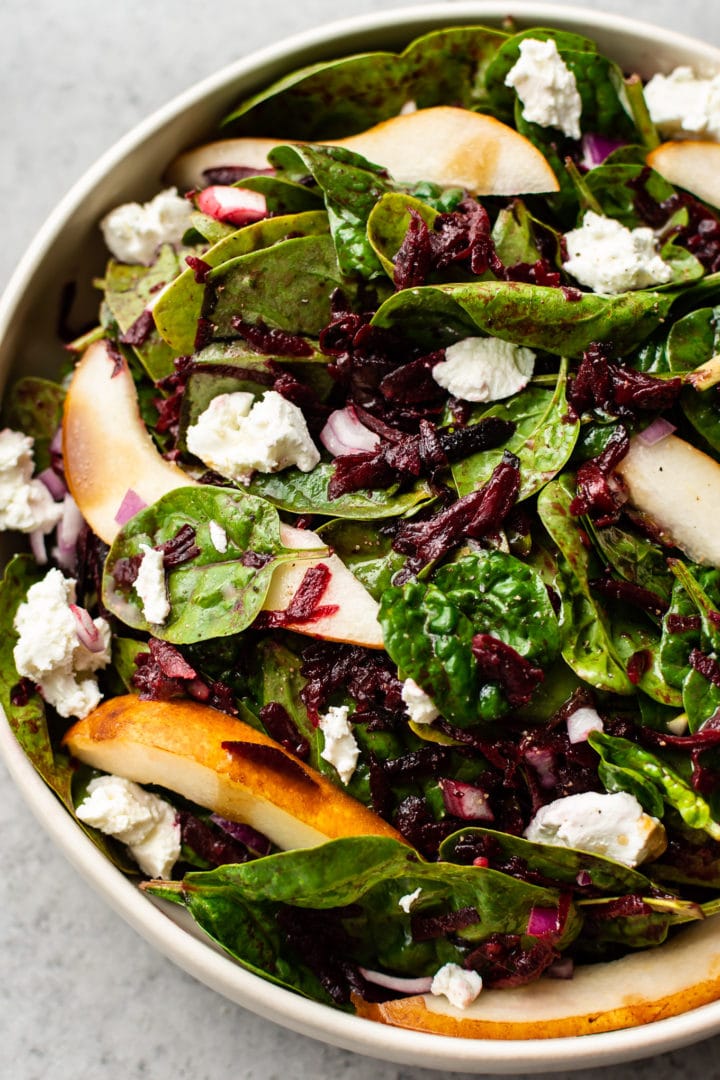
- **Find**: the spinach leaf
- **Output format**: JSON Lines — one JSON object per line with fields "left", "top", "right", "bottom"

{"left": 589, "top": 731, "right": 720, "bottom": 840}
{"left": 153, "top": 211, "right": 330, "bottom": 353}
{"left": 586, "top": 520, "right": 673, "bottom": 604}
{"left": 380, "top": 550, "right": 559, "bottom": 725}
{"left": 372, "top": 280, "right": 676, "bottom": 357}
{"left": 537, "top": 475, "right": 634, "bottom": 694}
{"left": 3, "top": 377, "right": 65, "bottom": 472}
{"left": 367, "top": 192, "right": 439, "bottom": 280}
{"left": 269, "top": 143, "right": 393, "bottom": 278}
{"left": 667, "top": 561, "right": 720, "bottom": 730}
{"left": 451, "top": 361, "right": 579, "bottom": 499}
{"left": 491, "top": 199, "right": 559, "bottom": 267}
{"left": 103, "top": 487, "right": 319, "bottom": 644}
{"left": 317, "top": 519, "right": 407, "bottom": 601}
{"left": 233, "top": 175, "right": 324, "bottom": 215}
{"left": 246, "top": 464, "right": 434, "bottom": 520}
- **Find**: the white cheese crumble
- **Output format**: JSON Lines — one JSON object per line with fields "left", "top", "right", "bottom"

{"left": 504, "top": 38, "right": 582, "bottom": 140}
{"left": 563, "top": 210, "right": 673, "bottom": 294}
{"left": 432, "top": 337, "right": 535, "bottom": 403}
{"left": 208, "top": 520, "right": 228, "bottom": 553}
{"left": 398, "top": 887, "right": 422, "bottom": 913}
{"left": 13, "top": 568, "right": 111, "bottom": 719}
{"left": 430, "top": 963, "right": 483, "bottom": 1010}
{"left": 401, "top": 677, "right": 440, "bottom": 725}
{"left": 76, "top": 774, "right": 181, "bottom": 879}
{"left": 186, "top": 390, "right": 320, "bottom": 485}
{"left": 318, "top": 704, "right": 359, "bottom": 785}
{"left": 0, "top": 428, "right": 63, "bottom": 535}
{"left": 135, "top": 543, "right": 170, "bottom": 625}
{"left": 644, "top": 66, "right": 720, "bottom": 140}
{"left": 524, "top": 790, "right": 667, "bottom": 867}
{"left": 100, "top": 187, "right": 193, "bottom": 266}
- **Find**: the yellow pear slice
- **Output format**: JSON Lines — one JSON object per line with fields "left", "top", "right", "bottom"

{"left": 167, "top": 107, "right": 560, "bottom": 196}
{"left": 62, "top": 340, "right": 384, "bottom": 647}
{"left": 647, "top": 140, "right": 720, "bottom": 210}
{"left": 353, "top": 913, "right": 720, "bottom": 1036}
{"left": 64, "top": 695, "right": 402, "bottom": 851}
{"left": 615, "top": 434, "right": 720, "bottom": 566}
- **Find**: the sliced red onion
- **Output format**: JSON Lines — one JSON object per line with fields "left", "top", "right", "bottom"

{"left": 576, "top": 870, "right": 593, "bottom": 887}
{"left": 637, "top": 417, "right": 676, "bottom": 446}
{"left": 209, "top": 814, "right": 272, "bottom": 856}
{"left": 527, "top": 893, "right": 571, "bottom": 938}
{"left": 319, "top": 406, "right": 381, "bottom": 457}
{"left": 523, "top": 747, "right": 557, "bottom": 790}
{"left": 49, "top": 426, "right": 63, "bottom": 456}
{"left": 53, "top": 494, "right": 85, "bottom": 572}
{"left": 29, "top": 528, "right": 48, "bottom": 565}
{"left": 439, "top": 778, "right": 494, "bottom": 821}
{"left": 69, "top": 603, "right": 106, "bottom": 652}
{"left": 37, "top": 467, "right": 67, "bottom": 500}
{"left": 566, "top": 706, "right": 604, "bottom": 745}
{"left": 546, "top": 956, "right": 575, "bottom": 980}
{"left": 358, "top": 968, "right": 434, "bottom": 995}
{"left": 581, "top": 132, "right": 628, "bottom": 169}
{"left": 114, "top": 488, "right": 148, "bottom": 525}
{"left": 196, "top": 185, "right": 267, "bottom": 226}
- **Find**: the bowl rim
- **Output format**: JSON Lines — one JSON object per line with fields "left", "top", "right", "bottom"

{"left": 3, "top": 2, "right": 720, "bottom": 1071}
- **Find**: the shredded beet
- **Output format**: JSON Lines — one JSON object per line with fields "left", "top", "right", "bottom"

{"left": 393, "top": 794, "right": 465, "bottom": 856}
{"left": 222, "top": 740, "right": 316, "bottom": 787}
{"left": 300, "top": 641, "right": 403, "bottom": 725}
{"left": 690, "top": 648, "right": 720, "bottom": 688}
{"left": 568, "top": 342, "right": 682, "bottom": 420}
{"left": 410, "top": 906, "right": 480, "bottom": 941}
{"left": 589, "top": 567, "right": 670, "bottom": 618}
{"left": 185, "top": 255, "right": 212, "bottom": 284}
{"left": 275, "top": 907, "right": 362, "bottom": 1005}
{"left": 241, "top": 550, "right": 273, "bottom": 568}
{"left": 465, "top": 933, "right": 559, "bottom": 988}
{"left": 119, "top": 308, "right": 155, "bottom": 347}
{"left": 209, "top": 815, "right": 272, "bottom": 856}
{"left": 666, "top": 614, "right": 702, "bottom": 633}
{"left": 626, "top": 649, "right": 651, "bottom": 684}
{"left": 202, "top": 166, "right": 275, "bottom": 185}
{"left": 258, "top": 701, "right": 311, "bottom": 760}
{"left": 393, "top": 209, "right": 433, "bottom": 289}
{"left": 471, "top": 634, "right": 545, "bottom": 708}
{"left": 158, "top": 524, "right": 200, "bottom": 567}
{"left": 194, "top": 316, "right": 214, "bottom": 352}
{"left": 570, "top": 425, "right": 630, "bottom": 525}
{"left": 10, "top": 678, "right": 35, "bottom": 707}
{"left": 267, "top": 362, "right": 330, "bottom": 433}
{"left": 153, "top": 354, "right": 193, "bottom": 441}
{"left": 391, "top": 452, "right": 520, "bottom": 571}
{"left": 632, "top": 169, "right": 720, "bottom": 272}
{"left": 132, "top": 637, "right": 237, "bottom": 714}
{"left": 254, "top": 563, "right": 339, "bottom": 630}
{"left": 640, "top": 718, "right": 720, "bottom": 795}
{"left": 178, "top": 810, "right": 252, "bottom": 866}
{"left": 231, "top": 316, "right": 313, "bottom": 357}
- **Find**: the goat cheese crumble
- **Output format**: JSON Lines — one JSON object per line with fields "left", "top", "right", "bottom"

{"left": 186, "top": 390, "right": 320, "bottom": 485}
{"left": 0, "top": 429, "right": 63, "bottom": 536}
{"left": 644, "top": 66, "right": 720, "bottom": 140}
{"left": 100, "top": 187, "right": 194, "bottom": 266}
{"left": 401, "top": 677, "right": 440, "bottom": 725}
{"left": 398, "top": 887, "right": 422, "bottom": 913}
{"left": 318, "top": 704, "right": 359, "bottom": 785}
{"left": 430, "top": 963, "right": 483, "bottom": 1010}
{"left": 76, "top": 774, "right": 181, "bottom": 879}
{"left": 431, "top": 337, "right": 535, "bottom": 403}
{"left": 563, "top": 210, "right": 673, "bottom": 294}
{"left": 208, "top": 520, "right": 228, "bottom": 553}
{"left": 504, "top": 38, "right": 582, "bottom": 140}
{"left": 135, "top": 543, "right": 170, "bottom": 625}
{"left": 13, "top": 568, "right": 111, "bottom": 719}
{"left": 524, "top": 790, "right": 667, "bottom": 867}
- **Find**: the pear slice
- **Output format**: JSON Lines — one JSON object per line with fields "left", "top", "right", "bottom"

{"left": 615, "top": 434, "right": 720, "bottom": 566}
{"left": 64, "top": 695, "right": 403, "bottom": 851}
{"left": 647, "top": 140, "right": 720, "bottom": 211}
{"left": 353, "top": 913, "right": 720, "bottom": 1036}
{"left": 167, "top": 107, "right": 560, "bottom": 196}
{"left": 62, "top": 340, "right": 384, "bottom": 647}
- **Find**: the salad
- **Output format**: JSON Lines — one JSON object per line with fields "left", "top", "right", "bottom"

{"left": 5, "top": 19, "right": 720, "bottom": 1038}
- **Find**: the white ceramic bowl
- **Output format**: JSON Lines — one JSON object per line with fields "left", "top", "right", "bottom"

{"left": 3, "top": 3, "right": 720, "bottom": 1072}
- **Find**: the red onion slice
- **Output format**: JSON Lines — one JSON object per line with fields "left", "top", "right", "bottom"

{"left": 69, "top": 603, "right": 105, "bottom": 652}
{"left": 319, "top": 406, "right": 381, "bottom": 457}
{"left": 581, "top": 133, "right": 627, "bottom": 169}
{"left": 637, "top": 417, "right": 676, "bottom": 446}
{"left": 209, "top": 814, "right": 272, "bottom": 856}
{"left": 29, "top": 528, "right": 48, "bottom": 565}
{"left": 358, "top": 968, "right": 434, "bottom": 995}
{"left": 37, "top": 467, "right": 67, "bottom": 500}
{"left": 196, "top": 185, "right": 267, "bottom": 226}
{"left": 54, "top": 495, "right": 85, "bottom": 571}
{"left": 439, "top": 778, "right": 494, "bottom": 821}
{"left": 566, "top": 706, "right": 604, "bottom": 745}
{"left": 527, "top": 893, "right": 571, "bottom": 938}
{"left": 114, "top": 488, "right": 148, "bottom": 525}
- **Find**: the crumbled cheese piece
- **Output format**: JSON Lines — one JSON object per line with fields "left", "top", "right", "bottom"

{"left": 566, "top": 705, "right": 604, "bottom": 744}
{"left": 401, "top": 678, "right": 440, "bottom": 725}
{"left": 186, "top": 390, "right": 320, "bottom": 485}
{"left": 135, "top": 543, "right": 170, "bottom": 625}
{"left": 563, "top": 211, "right": 673, "bottom": 294}
{"left": 524, "top": 791, "right": 667, "bottom": 867}
{"left": 504, "top": 38, "right": 582, "bottom": 140}
{"left": 432, "top": 337, "right": 535, "bottom": 403}
{"left": 667, "top": 714, "right": 690, "bottom": 735}
{"left": 318, "top": 704, "right": 359, "bottom": 785}
{"left": 100, "top": 187, "right": 193, "bottom": 265}
{"left": 430, "top": 963, "right": 483, "bottom": 1010}
{"left": 13, "top": 568, "right": 111, "bottom": 719}
{"left": 644, "top": 66, "right": 720, "bottom": 140}
{"left": 208, "top": 520, "right": 228, "bottom": 553}
{"left": 0, "top": 428, "right": 63, "bottom": 535}
{"left": 398, "top": 887, "right": 422, "bottom": 913}
{"left": 76, "top": 774, "right": 181, "bottom": 879}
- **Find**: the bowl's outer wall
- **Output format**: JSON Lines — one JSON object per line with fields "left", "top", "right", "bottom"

{"left": 3, "top": 3, "right": 720, "bottom": 1073}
